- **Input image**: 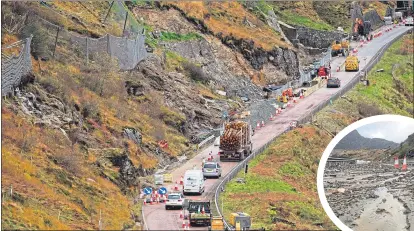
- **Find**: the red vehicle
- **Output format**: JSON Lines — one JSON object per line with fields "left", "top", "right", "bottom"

{"left": 318, "top": 66, "right": 329, "bottom": 79}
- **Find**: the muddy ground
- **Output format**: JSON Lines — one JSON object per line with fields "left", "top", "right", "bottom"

{"left": 324, "top": 162, "right": 414, "bottom": 231}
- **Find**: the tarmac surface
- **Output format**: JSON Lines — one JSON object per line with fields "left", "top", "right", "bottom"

{"left": 142, "top": 25, "right": 413, "bottom": 231}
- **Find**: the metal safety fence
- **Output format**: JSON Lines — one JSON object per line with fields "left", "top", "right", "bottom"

{"left": 29, "top": 13, "right": 147, "bottom": 71}
{"left": 1, "top": 36, "right": 33, "bottom": 97}
{"left": 215, "top": 27, "right": 412, "bottom": 231}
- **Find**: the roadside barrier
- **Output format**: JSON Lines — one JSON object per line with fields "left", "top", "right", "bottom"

{"left": 180, "top": 176, "right": 184, "bottom": 185}
{"left": 214, "top": 27, "right": 413, "bottom": 231}
{"left": 180, "top": 210, "right": 183, "bottom": 219}
{"left": 270, "top": 114, "right": 274, "bottom": 121}
{"left": 402, "top": 155, "right": 407, "bottom": 171}
{"left": 261, "top": 121, "right": 265, "bottom": 127}
{"left": 163, "top": 174, "right": 173, "bottom": 183}
{"left": 394, "top": 156, "right": 399, "bottom": 168}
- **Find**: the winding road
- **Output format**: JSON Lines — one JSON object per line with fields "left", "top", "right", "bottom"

{"left": 142, "top": 25, "right": 413, "bottom": 231}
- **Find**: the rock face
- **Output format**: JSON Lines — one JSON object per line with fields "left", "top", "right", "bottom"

{"left": 350, "top": 2, "right": 384, "bottom": 31}
{"left": 335, "top": 130, "right": 399, "bottom": 150}
{"left": 217, "top": 34, "right": 300, "bottom": 81}
{"left": 15, "top": 85, "right": 81, "bottom": 129}
{"left": 296, "top": 26, "right": 348, "bottom": 49}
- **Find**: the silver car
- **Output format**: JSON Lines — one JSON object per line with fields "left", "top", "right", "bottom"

{"left": 202, "top": 162, "right": 222, "bottom": 178}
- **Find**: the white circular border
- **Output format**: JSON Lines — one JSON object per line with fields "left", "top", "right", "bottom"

{"left": 317, "top": 114, "right": 414, "bottom": 231}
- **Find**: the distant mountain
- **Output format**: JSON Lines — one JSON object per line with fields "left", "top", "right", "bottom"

{"left": 335, "top": 130, "right": 399, "bottom": 150}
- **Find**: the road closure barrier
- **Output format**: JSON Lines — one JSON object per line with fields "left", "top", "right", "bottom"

{"left": 163, "top": 174, "right": 173, "bottom": 183}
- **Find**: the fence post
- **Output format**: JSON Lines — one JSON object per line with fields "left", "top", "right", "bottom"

{"left": 123, "top": 11, "right": 129, "bottom": 37}
{"left": 52, "top": 27, "right": 60, "bottom": 57}
{"left": 103, "top": 1, "right": 114, "bottom": 24}
{"left": 107, "top": 34, "right": 111, "bottom": 56}
{"left": 86, "top": 37, "right": 89, "bottom": 66}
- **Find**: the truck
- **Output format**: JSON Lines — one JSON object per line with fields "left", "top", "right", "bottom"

{"left": 188, "top": 200, "right": 212, "bottom": 226}
{"left": 219, "top": 121, "right": 253, "bottom": 162}
{"left": 229, "top": 212, "right": 251, "bottom": 230}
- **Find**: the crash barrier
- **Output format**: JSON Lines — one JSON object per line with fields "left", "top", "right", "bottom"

{"left": 197, "top": 135, "right": 215, "bottom": 150}
{"left": 302, "top": 78, "right": 326, "bottom": 97}
{"left": 214, "top": 27, "right": 412, "bottom": 231}
{"left": 1, "top": 36, "right": 33, "bottom": 97}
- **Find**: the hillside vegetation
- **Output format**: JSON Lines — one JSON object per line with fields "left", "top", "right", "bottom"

{"left": 220, "top": 33, "right": 413, "bottom": 230}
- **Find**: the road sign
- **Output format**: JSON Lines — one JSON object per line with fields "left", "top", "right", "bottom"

{"left": 158, "top": 187, "right": 167, "bottom": 195}
{"left": 245, "top": 164, "right": 249, "bottom": 174}
{"left": 143, "top": 187, "right": 152, "bottom": 195}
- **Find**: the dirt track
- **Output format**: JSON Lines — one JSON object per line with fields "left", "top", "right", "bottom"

{"left": 324, "top": 161, "right": 414, "bottom": 231}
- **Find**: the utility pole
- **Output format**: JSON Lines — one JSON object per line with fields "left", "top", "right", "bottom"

{"left": 122, "top": 11, "right": 128, "bottom": 37}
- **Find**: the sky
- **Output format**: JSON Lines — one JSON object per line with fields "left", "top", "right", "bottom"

{"left": 356, "top": 121, "right": 414, "bottom": 143}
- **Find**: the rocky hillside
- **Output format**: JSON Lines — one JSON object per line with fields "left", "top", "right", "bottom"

{"left": 390, "top": 132, "right": 414, "bottom": 158}
{"left": 335, "top": 130, "right": 399, "bottom": 150}
{"left": 0, "top": 1, "right": 399, "bottom": 230}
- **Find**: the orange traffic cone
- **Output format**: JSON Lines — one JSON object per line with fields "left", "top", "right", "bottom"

{"left": 394, "top": 156, "right": 399, "bottom": 169}
{"left": 256, "top": 122, "right": 261, "bottom": 130}
{"left": 180, "top": 176, "right": 184, "bottom": 185}
{"left": 270, "top": 114, "right": 274, "bottom": 121}
{"left": 293, "top": 97, "right": 297, "bottom": 103}
{"left": 182, "top": 220, "right": 186, "bottom": 228}
{"left": 299, "top": 92, "right": 304, "bottom": 99}
{"left": 180, "top": 209, "right": 183, "bottom": 219}
{"left": 143, "top": 199, "right": 147, "bottom": 205}
{"left": 261, "top": 121, "right": 265, "bottom": 127}
{"left": 402, "top": 155, "right": 407, "bottom": 171}
{"left": 202, "top": 206, "right": 205, "bottom": 214}
{"left": 174, "top": 182, "right": 179, "bottom": 191}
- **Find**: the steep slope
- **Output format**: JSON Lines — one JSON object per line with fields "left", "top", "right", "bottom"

{"left": 389, "top": 132, "right": 414, "bottom": 158}
{"left": 335, "top": 130, "right": 399, "bottom": 150}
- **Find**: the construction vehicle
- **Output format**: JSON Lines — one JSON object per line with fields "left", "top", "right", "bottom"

{"left": 188, "top": 200, "right": 212, "bottom": 226}
{"left": 353, "top": 18, "right": 372, "bottom": 40}
{"left": 208, "top": 216, "right": 225, "bottom": 231}
{"left": 277, "top": 88, "right": 294, "bottom": 102}
{"left": 331, "top": 40, "right": 347, "bottom": 57}
{"left": 345, "top": 55, "right": 360, "bottom": 72}
{"left": 219, "top": 121, "right": 252, "bottom": 161}
{"left": 229, "top": 212, "right": 251, "bottom": 230}
{"left": 317, "top": 66, "right": 329, "bottom": 79}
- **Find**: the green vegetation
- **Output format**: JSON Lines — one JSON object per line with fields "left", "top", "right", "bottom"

{"left": 160, "top": 31, "right": 202, "bottom": 42}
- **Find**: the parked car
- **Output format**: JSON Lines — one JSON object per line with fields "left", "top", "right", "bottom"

{"left": 202, "top": 162, "right": 222, "bottom": 178}
{"left": 327, "top": 78, "right": 341, "bottom": 88}
{"left": 165, "top": 193, "right": 185, "bottom": 210}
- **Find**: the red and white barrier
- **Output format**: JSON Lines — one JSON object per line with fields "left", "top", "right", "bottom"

{"left": 270, "top": 114, "right": 274, "bottom": 121}
{"left": 299, "top": 92, "right": 304, "bottom": 99}
{"left": 256, "top": 122, "right": 261, "bottom": 130}
{"left": 402, "top": 155, "right": 407, "bottom": 171}
{"left": 261, "top": 121, "right": 265, "bottom": 127}
{"left": 394, "top": 156, "right": 399, "bottom": 169}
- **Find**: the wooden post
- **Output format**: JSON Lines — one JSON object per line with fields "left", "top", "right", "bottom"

{"left": 107, "top": 34, "right": 110, "bottom": 56}
{"left": 123, "top": 11, "right": 128, "bottom": 37}
{"left": 52, "top": 27, "right": 60, "bottom": 57}
{"left": 86, "top": 37, "right": 89, "bottom": 66}
{"left": 10, "top": 185, "right": 13, "bottom": 197}
{"left": 98, "top": 209, "right": 102, "bottom": 230}
{"left": 58, "top": 211, "right": 61, "bottom": 221}
{"left": 103, "top": 1, "right": 114, "bottom": 24}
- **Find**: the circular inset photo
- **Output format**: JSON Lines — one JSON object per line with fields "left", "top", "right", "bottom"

{"left": 317, "top": 115, "right": 414, "bottom": 231}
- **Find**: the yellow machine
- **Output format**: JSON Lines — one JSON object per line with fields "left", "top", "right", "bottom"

{"left": 229, "top": 212, "right": 251, "bottom": 230}
{"left": 210, "top": 216, "right": 224, "bottom": 231}
{"left": 331, "top": 39, "right": 349, "bottom": 57}
{"left": 345, "top": 56, "right": 360, "bottom": 72}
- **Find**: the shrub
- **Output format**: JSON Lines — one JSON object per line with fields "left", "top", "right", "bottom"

{"left": 358, "top": 102, "right": 382, "bottom": 117}
{"left": 81, "top": 100, "right": 100, "bottom": 121}
{"left": 20, "top": 21, "right": 50, "bottom": 59}
{"left": 182, "top": 61, "right": 209, "bottom": 83}
{"left": 54, "top": 147, "right": 83, "bottom": 176}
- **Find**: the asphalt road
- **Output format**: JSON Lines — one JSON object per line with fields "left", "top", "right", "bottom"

{"left": 142, "top": 25, "right": 413, "bottom": 231}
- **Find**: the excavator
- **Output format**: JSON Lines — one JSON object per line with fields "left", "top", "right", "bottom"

{"left": 277, "top": 88, "right": 293, "bottom": 102}
{"left": 331, "top": 39, "right": 349, "bottom": 57}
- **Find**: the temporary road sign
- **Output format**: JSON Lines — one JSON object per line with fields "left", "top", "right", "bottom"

{"left": 143, "top": 187, "right": 153, "bottom": 195}
{"left": 158, "top": 187, "right": 167, "bottom": 195}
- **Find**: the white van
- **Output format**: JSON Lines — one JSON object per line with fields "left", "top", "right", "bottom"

{"left": 183, "top": 170, "right": 205, "bottom": 195}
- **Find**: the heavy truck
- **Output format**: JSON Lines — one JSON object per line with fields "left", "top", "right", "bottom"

{"left": 188, "top": 200, "right": 212, "bottom": 226}
{"left": 219, "top": 121, "right": 253, "bottom": 162}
